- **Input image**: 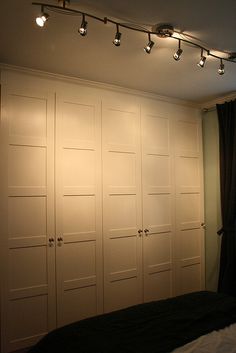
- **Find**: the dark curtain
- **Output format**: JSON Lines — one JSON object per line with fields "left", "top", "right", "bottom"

{"left": 216, "top": 99, "right": 236, "bottom": 296}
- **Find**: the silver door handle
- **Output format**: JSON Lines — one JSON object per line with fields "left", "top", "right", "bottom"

{"left": 144, "top": 229, "right": 149, "bottom": 236}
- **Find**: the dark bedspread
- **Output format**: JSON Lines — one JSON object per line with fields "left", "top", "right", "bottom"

{"left": 29, "top": 291, "right": 236, "bottom": 353}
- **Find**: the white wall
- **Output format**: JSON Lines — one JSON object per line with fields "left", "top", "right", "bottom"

{"left": 202, "top": 109, "right": 221, "bottom": 291}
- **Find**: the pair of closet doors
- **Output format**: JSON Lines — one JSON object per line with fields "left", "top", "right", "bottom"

{"left": 3, "top": 86, "right": 104, "bottom": 352}
{"left": 102, "top": 98, "right": 176, "bottom": 312}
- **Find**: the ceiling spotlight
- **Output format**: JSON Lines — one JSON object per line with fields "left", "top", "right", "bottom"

{"left": 79, "top": 14, "right": 88, "bottom": 36}
{"left": 144, "top": 33, "right": 155, "bottom": 54}
{"left": 218, "top": 59, "right": 225, "bottom": 75}
{"left": 113, "top": 24, "right": 122, "bottom": 46}
{"left": 173, "top": 40, "right": 183, "bottom": 61}
{"left": 36, "top": 7, "right": 49, "bottom": 27}
{"left": 197, "top": 49, "right": 206, "bottom": 68}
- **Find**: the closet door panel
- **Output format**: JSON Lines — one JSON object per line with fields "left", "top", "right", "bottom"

{"left": 103, "top": 100, "right": 142, "bottom": 312}
{"left": 56, "top": 93, "right": 102, "bottom": 327}
{"left": 2, "top": 87, "right": 55, "bottom": 352}
{"left": 142, "top": 107, "right": 174, "bottom": 302}
{"left": 175, "top": 116, "right": 204, "bottom": 294}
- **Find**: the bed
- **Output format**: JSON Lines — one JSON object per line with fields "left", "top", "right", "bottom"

{"left": 28, "top": 291, "right": 236, "bottom": 353}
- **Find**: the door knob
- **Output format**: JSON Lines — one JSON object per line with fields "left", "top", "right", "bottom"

{"left": 201, "top": 222, "right": 206, "bottom": 229}
{"left": 48, "top": 237, "right": 55, "bottom": 246}
{"left": 57, "top": 236, "right": 64, "bottom": 246}
{"left": 144, "top": 229, "right": 149, "bottom": 236}
{"left": 138, "top": 229, "right": 143, "bottom": 236}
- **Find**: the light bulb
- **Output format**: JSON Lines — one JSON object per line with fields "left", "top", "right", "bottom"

{"left": 36, "top": 12, "right": 49, "bottom": 27}
{"left": 79, "top": 15, "right": 88, "bottom": 36}
{"left": 113, "top": 31, "right": 122, "bottom": 46}
{"left": 218, "top": 60, "right": 225, "bottom": 75}
{"left": 144, "top": 40, "right": 154, "bottom": 54}
{"left": 173, "top": 48, "right": 183, "bottom": 61}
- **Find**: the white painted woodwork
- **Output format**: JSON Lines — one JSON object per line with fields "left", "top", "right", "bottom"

{"left": 175, "top": 114, "right": 205, "bottom": 294}
{"left": 56, "top": 92, "right": 103, "bottom": 326}
{"left": 141, "top": 103, "right": 175, "bottom": 302}
{"left": 102, "top": 99, "right": 143, "bottom": 312}
{"left": 0, "top": 70, "right": 205, "bottom": 353}
{"left": 1, "top": 85, "right": 55, "bottom": 352}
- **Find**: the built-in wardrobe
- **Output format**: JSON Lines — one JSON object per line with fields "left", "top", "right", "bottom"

{"left": 0, "top": 69, "right": 205, "bottom": 353}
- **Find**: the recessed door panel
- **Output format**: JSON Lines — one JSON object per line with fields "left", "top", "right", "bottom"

{"left": 9, "top": 247, "right": 47, "bottom": 291}
{"left": 9, "top": 145, "right": 46, "bottom": 190}
{"left": 63, "top": 149, "right": 95, "bottom": 188}
{"left": 8, "top": 95, "right": 47, "bottom": 145}
{"left": 62, "top": 287, "right": 97, "bottom": 325}
{"left": 8, "top": 196, "right": 46, "bottom": 238}
{"left": 181, "top": 264, "right": 201, "bottom": 294}
{"left": 9, "top": 295, "right": 48, "bottom": 346}
{"left": 63, "top": 195, "right": 95, "bottom": 235}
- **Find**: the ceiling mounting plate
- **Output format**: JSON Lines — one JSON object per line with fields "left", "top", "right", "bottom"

{"left": 153, "top": 24, "right": 174, "bottom": 38}
{"left": 58, "top": 0, "right": 70, "bottom": 7}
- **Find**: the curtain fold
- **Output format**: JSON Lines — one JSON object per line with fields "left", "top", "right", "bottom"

{"left": 216, "top": 99, "right": 236, "bottom": 296}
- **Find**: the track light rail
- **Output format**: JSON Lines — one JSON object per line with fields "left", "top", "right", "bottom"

{"left": 32, "top": 1, "right": 236, "bottom": 73}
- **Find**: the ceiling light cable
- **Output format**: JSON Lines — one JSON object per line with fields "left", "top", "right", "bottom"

{"left": 144, "top": 33, "right": 155, "bottom": 54}
{"left": 36, "top": 5, "right": 49, "bottom": 27}
{"left": 173, "top": 39, "right": 183, "bottom": 61}
{"left": 218, "top": 58, "right": 225, "bottom": 75}
{"left": 113, "top": 24, "right": 122, "bottom": 46}
{"left": 79, "top": 14, "right": 88, "bottom": 36}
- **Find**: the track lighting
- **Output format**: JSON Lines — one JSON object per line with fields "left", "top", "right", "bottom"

{"left": 79, "top": 14, "right": 88, "bottom": 36}
{"left": 32, "top": 1, "right": 236, "bottom": 76}
{"left": 144, "top": 33, "right": 154, "bottom": 54}
{"left": 218, "top": 59, "right": 225, "bottom": 75}
{"left": 198, "top": 49, "right": 206, "bottom": 68}
{"left": 113, "top": 24, "right": 122, "bottom": 46}
{"left": 36, "top": 7, "right": 49, "bottom": 27}
{"left": 173, "top": 40, "right": 183, "bottom": 61}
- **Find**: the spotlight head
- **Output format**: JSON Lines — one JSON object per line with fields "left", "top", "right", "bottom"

{"left": 36, "top": 11, "right": 49, "bottom": 27}
{"left": 198, "top": 56, "right": 206, "bottom": 68}
{"left": 144, "top": 40, "right": 154, "bottom": 54}
{"left": 173, "top": 48, "right": 183, "bottom": 61}
{"left": 79, "top": 16, "right": 88, "bottom": 36}
{"left": 218, "top": 60, "right": 225, "bottom": 75}
{"left": 113, "top": 31, "right": 122, "bottom": 46}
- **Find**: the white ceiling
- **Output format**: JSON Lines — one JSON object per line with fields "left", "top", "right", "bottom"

{"left": 1, "top": 0, "right": 236, "bottom": 103}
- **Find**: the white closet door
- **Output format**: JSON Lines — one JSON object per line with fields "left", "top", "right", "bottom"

{"left": 141, "top": 105, "right": 174, "bottom": 302}
{"left": 102, "top": 99, "right": 143, "bottom": 312}
{"left": 175, "top": 114, "right": 205, "bottom": 294}
{"left": 56, "top": 93, "right": 103, "bottom": 327}
{"left": 1, "top": 86, "right": 55, "bottom": 352}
